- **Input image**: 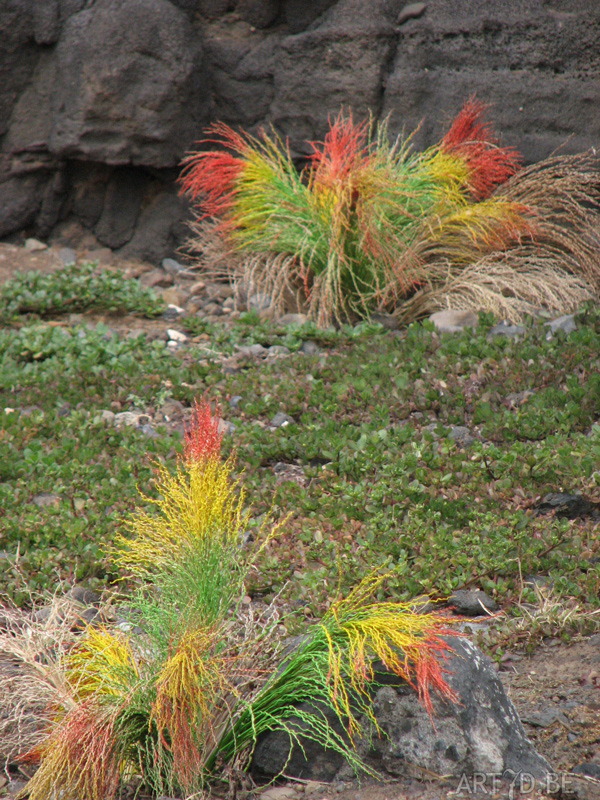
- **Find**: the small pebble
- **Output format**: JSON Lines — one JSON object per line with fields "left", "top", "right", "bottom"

{"left": 24, "top": 237, "right": 47, "bottom": 252}
{"left": 300, "top": 340, "right": 320, "bottom": 355}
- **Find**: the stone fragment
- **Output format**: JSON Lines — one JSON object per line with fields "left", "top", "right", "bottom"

{"left": 268, "top": 345, "right": 290, "bottom": 356}
{"left": 167, "top": 328, "right": 189, "bottom": 343}
{"left": 397, "top": 2, "right": 426, "bottom": 25}
{"left": 545, "top": 314, "right": 576, "bottom": 336}
{"left": 31, "top": 492, "right": 61, "bottom": 508}
{"left": 534, "top": 493, "right": 600, "bottom": 520}
{"left": 487, "top": 321, "right": 526, "bottom": 339}
{"left": 86, "top": 247, "right": 114, "bottom": 265}
{"left": 114, "top": 412, "right": 150, "bottom": 428}
{"left": 140, "top": 269, "right": 173, "bottom": 289}
{"left": 521, "top": 708, "right": 570, "bottom": 728}
{"left": 273, "top": 462, "right": 306, "bottom": 486}
{"left": 58, "top": 247, "right": 77, "bottom": 265}
{"left": 573, "top": 762, "right": 600, "bottom": 779}
{"left": 24, "top": 238, "right": 47, "bottom": 252}
{"left": 448, "top": 425, "right": 476, "bottom": 447}
{"left": 189, "top": 280, "right": 207, "bottom": 296}
{"left": 237, "top": 343, "right": 268, "bottom": 357}
{"left": 260, "top": 787, "right": 299, "bottom": 800}
{"left": 300, "top": 341, "right": 320, "bottom": 355}
{"left": 70, "top": 586, "right": 101, "bottom": 605}
{"left": 371, "top": 312, "right": 399, "bottom": 330}
{"left": 140, "top": 423, "right": 160, "bottom": 438}
{"left": 162, "top": 257, "right": 184, "bottom": 276}
{"left": 96, "top": 409, "right": 116, "bottom": 424}
{"left": 162, "top": 304, "right": 186, "bottom": 320}
{"left": 449, "top": 589, "right": 498, "bottom": 616}
{"left": 278, "top": 313, "right": 308, "bottom": 326}
{"left": 429, "top": 310, "right": 478, "bottom": 333}
{"left": 270, "top": 411, "right": 294, "bottom": 428}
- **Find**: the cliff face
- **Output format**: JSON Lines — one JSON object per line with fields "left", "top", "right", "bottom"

{"left": 2, "top": 0, "right": 599, "bottom": 263}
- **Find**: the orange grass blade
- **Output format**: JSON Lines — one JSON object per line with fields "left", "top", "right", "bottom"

{"left": 151, "top": 626, "right": 230, "bottom": 791}
{"left": 308, "top": 111, "right": 370, "bottom": 191}
{"left": 440, "top": 98, "right": 522, "bottom": 200}
{"left": 22, "top": 701, "right": 121, "bottom": 800}
{"left": 184, "top": 397, "right": 223, "bottom": 465}
{"left": 179, "top": 123, "right": 251, "bottom": 217}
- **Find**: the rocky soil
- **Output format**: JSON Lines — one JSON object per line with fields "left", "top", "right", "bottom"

{"left": 1, "top": 244, "right": 600, "bottom": 800}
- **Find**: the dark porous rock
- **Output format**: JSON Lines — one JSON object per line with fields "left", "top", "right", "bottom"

{"left": 237, "top": 0, "right": 280, "bottom": 29}
{"left": 573, "top": 762, "right": 600, "bottom": 780}
{"left": 49, "top": 0, "right": 210, "bottom": 167}
{"left": 118, "top": 192, "right": 191, "bottom": 265}
{"left": 449, "top": 589, "right": 498, "bottom": 616}
{"left": 35, "top": 168, "right": 68, "bottom": 238}
{"left": 94, "top": 168, "right": 146, "bottom": 249}
{"left": 70, "top": 585, "right": 101, "bottom": 606}
{"left": 33, "top": 0, "right": 60, "bottom": 45}
{"left": 381, "top": 2, "right": 600, "bottom": 165}
{"left": 251, "top": 699, "right": 347, "bottom": 782}
{"left": 0, "top": 2, "right": 38, "bottom": 140}
{"left": 0, "top": 171, "right": 48, "bottom": 239}
{"left": 4, "top": 0, "right": 600, "bottom": 261}
{"left": 534, "top": 492, "right": 600, "bottom": 521}
{"left": 448, "top": 425, "right": 476, "bottom": 447}
{"left": 197, "top": 0, "right": 233, "bottom": 18}
{"left": 283, "top": 0, "right": 338, "bottom": 34}
{"left": 251, "top": 639, "right": 551, "bottom": 782}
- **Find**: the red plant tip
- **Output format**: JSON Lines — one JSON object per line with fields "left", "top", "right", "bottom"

{"left": 441, "top": 98, "right": 522, "bottom": 200}
{"left": 308, "top": 112, "right": 370, "bottom": 188}
{"left": 183, "top": 398, "right": 223, "bottom": 464}
{"left": 179, "top": 123, "right": 249, "bottom": 217}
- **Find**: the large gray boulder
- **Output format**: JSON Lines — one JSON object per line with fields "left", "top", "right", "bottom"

{"left": 251, "top": 639, "right": 552, "bottom": 783}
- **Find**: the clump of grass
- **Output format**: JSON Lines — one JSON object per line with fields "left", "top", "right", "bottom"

{"left": 181, "top": 99, "right": 600, "bottom": 326}
{"left": 0, "top": 261, "right": 165, "bottom": 322}
{"left": 3, "top": 400, "right": 458, "bottom": 799}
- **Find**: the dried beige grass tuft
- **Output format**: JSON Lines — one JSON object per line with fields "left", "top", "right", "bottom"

{"left": 395, "top": 255, "right": 596, "bottom": 324}
{"left": 0, "top": 597, "right": 91, "bottom": 767}
{"left": 184, "top": 217, "right": 306, "bottom": 319}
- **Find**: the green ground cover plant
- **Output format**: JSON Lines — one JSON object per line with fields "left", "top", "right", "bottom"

{"left": 0, "top": 262, "right": 165, "bottom": 323}
{"left": 0, "top": 264, "right": 598, "bottom": 649}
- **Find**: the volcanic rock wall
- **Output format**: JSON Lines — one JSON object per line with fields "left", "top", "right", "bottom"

{"left": 1, "top": 0, "right": 599, "bottom": 263}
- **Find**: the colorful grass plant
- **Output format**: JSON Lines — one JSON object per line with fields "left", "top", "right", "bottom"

{"left": 181, "top": 99, "right": 600, "bottom": 326}
{"left": 12, "top": 400, "right": 459, "bottom": 799}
